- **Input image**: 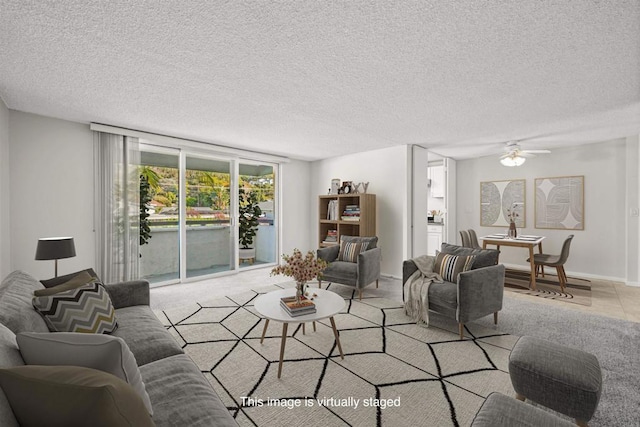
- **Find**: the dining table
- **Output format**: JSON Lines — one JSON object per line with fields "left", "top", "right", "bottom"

{"left": 479, "top": 234, "right": 545, "bottom": 290}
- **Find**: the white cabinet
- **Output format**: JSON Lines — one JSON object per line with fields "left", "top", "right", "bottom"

{"left": 429, "top": 165, "right": 445, "bottom": 198}
{"left": 427, "top": 225, "right": 443, "bottom": 256}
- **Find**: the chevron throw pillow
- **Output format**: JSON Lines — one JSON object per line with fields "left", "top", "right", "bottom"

{"left": 32, "top": 281, "right": 118, "bottom": 334}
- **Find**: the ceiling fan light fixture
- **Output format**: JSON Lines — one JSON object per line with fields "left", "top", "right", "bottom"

{"left": 500, "top": 155, "right": 526, "bottom": 167}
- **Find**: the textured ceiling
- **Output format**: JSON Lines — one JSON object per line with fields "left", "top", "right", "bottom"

{"left": 1, "top": 1, "right": 639, "bottom": 161}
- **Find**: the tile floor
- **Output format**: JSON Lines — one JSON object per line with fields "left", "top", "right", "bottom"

{"left": 150, "top": 266, "right": 640, "bottom": 323}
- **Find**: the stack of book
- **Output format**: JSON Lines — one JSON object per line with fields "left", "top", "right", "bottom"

{"left": 280, "top": 296, "right": 316, "bottom": 317}
{"left": 323, "top": 229, "right": 338, "bottom": 244}
{"left": 341, "top": 204, "right": 360, "bottom": 221}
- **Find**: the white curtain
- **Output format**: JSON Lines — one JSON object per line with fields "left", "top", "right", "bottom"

{"left": 94, "top": 132, "right": 140, "bottom": 283}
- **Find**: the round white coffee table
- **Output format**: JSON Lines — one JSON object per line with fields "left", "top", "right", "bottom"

{"left": 254, "top": 288, "right": 345, "bottom": 378}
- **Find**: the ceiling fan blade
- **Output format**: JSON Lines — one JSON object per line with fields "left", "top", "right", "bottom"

{"left": 519, "top": 152, "right": 536, "bottom": 158}
{"left": 522, "top": 149, "right": 551, "bottom": 154}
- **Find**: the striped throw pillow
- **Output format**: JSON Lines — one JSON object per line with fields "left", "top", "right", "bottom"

{"left": 338, "top": 241, "right": 369, "bottom": 263}
{"left": 434, "top": 252, "right": 476, "bottom": 283}
{"left": 32, "top": 281, "right": 118, "bottom": 334}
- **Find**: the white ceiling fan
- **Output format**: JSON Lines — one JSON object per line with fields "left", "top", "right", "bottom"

{"left": 499, "top": 141, "right": 551, "bottom": 166}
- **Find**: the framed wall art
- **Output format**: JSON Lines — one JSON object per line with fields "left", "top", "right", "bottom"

{"left": 480, "top": 179, "right": 526, "bottom": 227}
{"left": 535, "top": 175, "right": 584, "bottom": 230}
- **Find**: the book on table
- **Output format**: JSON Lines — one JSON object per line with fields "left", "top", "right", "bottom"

{"left": 280, "top": 296, "right": 316, "bottom": 316}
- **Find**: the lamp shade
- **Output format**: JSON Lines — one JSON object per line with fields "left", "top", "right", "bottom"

{"left": 35, "top": 237, "right": 76, "bottom": 261}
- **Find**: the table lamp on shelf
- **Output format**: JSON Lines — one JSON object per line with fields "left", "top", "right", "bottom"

{"left": 35, "top": 237, "right": 76, "bottom": 277}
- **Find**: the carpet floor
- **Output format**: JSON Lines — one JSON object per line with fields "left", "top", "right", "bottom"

{"left": 153, "top": 282, "right": 639, "bottom": 426}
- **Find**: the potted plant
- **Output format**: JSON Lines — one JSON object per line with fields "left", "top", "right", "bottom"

{"left": 238, "top": 189, "right": 262, "bottom": 263}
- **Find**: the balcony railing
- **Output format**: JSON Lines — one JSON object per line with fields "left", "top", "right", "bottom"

{"left": 139, "top": 222, "right": 276, "bottom": 282}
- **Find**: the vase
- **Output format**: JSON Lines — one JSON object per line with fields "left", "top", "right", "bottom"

{"left": 508, "top": 221, "right": 517, "bottom": 238}
{"left": 295, "top": 281, "right": 306, "bottom": 304}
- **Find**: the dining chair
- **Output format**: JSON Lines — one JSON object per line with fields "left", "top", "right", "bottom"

{"left": 529, "top": 235, "right": 574, "bottom": 292}
{"left": 460, "top": 229, "right": 482, "bottom": 249}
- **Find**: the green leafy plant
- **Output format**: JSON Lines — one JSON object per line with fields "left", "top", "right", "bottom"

{"left": 139, "top": 167, "right": 161, "bottom": 247}
{"left": 239, "top": 189, "right": 262, "bottom": 249}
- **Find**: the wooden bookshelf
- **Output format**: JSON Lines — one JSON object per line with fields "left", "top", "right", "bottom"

{"left": 318, "top": 194, "right": 376, "bottom": 247}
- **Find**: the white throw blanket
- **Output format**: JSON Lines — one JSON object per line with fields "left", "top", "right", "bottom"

{"left": 404, "top": 255, "right": 443, "bottom": 326}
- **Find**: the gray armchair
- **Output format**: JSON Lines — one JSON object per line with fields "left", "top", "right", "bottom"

{"left": 403, "top": 243, "right": 505, "bottom": 339}
{"left": 317, "top": 236, "right": 381, "bottom": 300}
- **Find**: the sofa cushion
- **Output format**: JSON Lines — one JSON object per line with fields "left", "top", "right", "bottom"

{"left": 338, "top": 240, "right": 369, "bottom": 262}
{"left": 322, "top": 261, "right": 358, "bottom": 286}
{"left": 40, "top": 268, "right": 100, "bottom": 288}
{"left": 140, "top": 354, "right": 237, "bottom": 427}
{"left": 112, "top": 306, "right": 183, "bottom": 366}
{"left": 427, "top": 280, "right": 458, "bottom": 308}
{"left": 440, "top": 243, "right": 499, "bottom": 269}
{"left": 0, "top": 324, "right": 22, "bottom": 427}
{"left": 32, "top": 281, "right": 118, "bottom": 334}
{"left": 0, "top": 365, "right": 154, "bottom": 427}
{"left": 0, "top": 271, "right": 49, "bottom": 334}
{"left": 34, "top": 270, "right": 96, "bottom": 297}
{"left": 17, "top": 332, "right": 152, "bottom": 415}
{"left": 434, "top": 252, "right": 476, "bottom": 283}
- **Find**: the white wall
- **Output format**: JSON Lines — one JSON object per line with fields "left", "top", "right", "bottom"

{"left": 0, "top": 98, "right": 10, "bottom": 279}
{"left": 456, "top": 139, "right": 632, "bottom": 281}
{"left": 625, "top": 135, "right": 640, "bottom": 286}
{"left": 9, "top": 111, "right": 96, "bottom": 279}
{"left": 8, "top": 111, "right": 313, "bottom": 281}
{"left": 280, "top": 159, "right": 312, "bottom": 255}
{"left": 311, "top": 145, "right": 408, "bottom": 277}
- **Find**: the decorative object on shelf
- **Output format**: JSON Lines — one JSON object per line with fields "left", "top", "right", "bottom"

{"left": 507, "top": 203, "right": 520, "bottom": 238}
{"left": 239, "top": 189, "right": 262, "bottom": 263}
{"left": 339, "top": 181, "right": 353, "bottom": 194}
{"left": 535, "top": 175, "right": 584, "bottom": 230}
{"left": 331, "top": 179, "right": 341, "bottom": 195}
{"left": 35, "top": 237, "right": 76, "bottom": 277}
{"left": 429, "top": 210, "right": 443, "bottom": 223}
{"left": 271, "top": 249, "right": 327, "bottom": 304}
{"left": 480, "top": 179, "right": 526, "bottom": 227}
{"left": 352, "top": 182, "right": 362, "bottom": 194}
{"left": 362, "top": 182, "right": 369, "bottom": 193}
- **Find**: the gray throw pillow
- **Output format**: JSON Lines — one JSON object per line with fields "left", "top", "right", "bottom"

{"left": 440, "top": 243, "right": 499, "bottom": 269}
{"left": 0, "top": 365, "right": 155, "bottom": 427}
{"left": 16, "top": 332, "right": 152, "bottom": 415}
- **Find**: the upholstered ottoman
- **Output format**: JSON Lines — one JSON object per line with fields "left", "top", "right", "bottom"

{"left": 471, "top": 392, "right": 574, "bottom": 427}
{"left": 509, "top": 336, "right": 602, "bottom": 427}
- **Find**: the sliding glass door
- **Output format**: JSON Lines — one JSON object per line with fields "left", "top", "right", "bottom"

{"left": 239, "top": 162, "right": 277, "bottom": 268}
{"left": 138, "top": 143, "right": 278, "bottom": 285}
{"left": 139, "top": 147, "right": 181, "bottom": 283}
{"left": 185, "top": 155, "right": 233, "bottom": 278}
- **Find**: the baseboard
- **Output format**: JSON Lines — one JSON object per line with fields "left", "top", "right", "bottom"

{"left": 501, "top": 263, "right": 627, "bottom": 284}
{"left": 625, "top": 281, "right": 640, "bottom": 287}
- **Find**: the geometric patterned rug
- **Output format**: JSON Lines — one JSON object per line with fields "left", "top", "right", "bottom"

{"left": 504, "top": 269, "right": 592, "bottom": 306}
{"left": 154, "top": 282, "right": 519, "bottom": 427}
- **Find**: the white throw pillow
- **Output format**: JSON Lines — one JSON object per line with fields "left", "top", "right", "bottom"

{"left": 16, "top": 332, "right": 153, "bottom": 415}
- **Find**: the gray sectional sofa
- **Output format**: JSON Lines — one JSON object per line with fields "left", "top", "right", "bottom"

{"left": 0, "top": 270, "right": 238, "bottom": 426}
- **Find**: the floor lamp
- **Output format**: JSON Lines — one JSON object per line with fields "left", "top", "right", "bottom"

{"left": 35, "top": 237, "right": 76, "bottom": 277}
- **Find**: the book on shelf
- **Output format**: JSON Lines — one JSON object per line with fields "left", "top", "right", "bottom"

{"left": 324, "top": 229, "right": 338, "bottom": 243}
{"left": 327, "top": 200, "right": 339, "bottom": 220}
{"left": 341, "top": 216, "right": 360, "bottom": 221}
